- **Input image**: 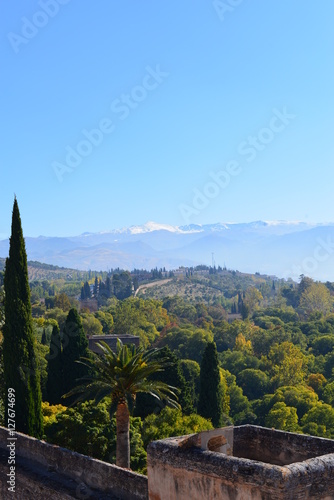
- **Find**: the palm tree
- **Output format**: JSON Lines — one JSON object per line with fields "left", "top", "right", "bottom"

{"left": 64, "top": 339, "right": 179, "bottom": 469}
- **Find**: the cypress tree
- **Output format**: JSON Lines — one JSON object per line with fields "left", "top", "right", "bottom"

{"left": 41, "top": 329, "right": 47, "bottom": 345}
{"left": 62, "top": 308, "right": 90, "bottom": 402}
{"left": 93, "top": 276, "right": 99, "bottom": 297}
{"left": 198, "top": 341, "right": 223, "bottom": 427}
{"left": 3, "top": 197, "right": 43, "bottom": 437}
{"left": 84, "top": 281, "right": 91, "bottom": 299}
{"left": 80, "top": 281, "right": 91, "bottom": 300}
{"left": 106, "top": 276, "right": 111, "bottom": 296}
{"left": 46, "top": 324, "right": 63, "bottom": 404}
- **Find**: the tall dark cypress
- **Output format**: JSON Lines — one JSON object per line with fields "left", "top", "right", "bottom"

{"left": 41, "top": 329, "right": 47, "bottom": 345}
{"left": 3, "top": 198, "right": 43, "bottom": 437}
{"left": 93, "top": 276, "right": 99, "bottom": 297}
{"left": 62, "top": 308, "right": 90, "bottom": 401}
{"left": 46, "top": 324, "right": 63, "bottom": 404}
{"left": 198, "top": 341, "right": 223, "bottom": 428}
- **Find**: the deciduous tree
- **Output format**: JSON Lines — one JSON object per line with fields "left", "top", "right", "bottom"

{"left": 268, "top": 341, "right": 308, "bottom": 388}
{"left": 299, "top": 282, "right": 332, "bottom": 317}
{"left": 265, "top": 401, "right": 299, "bottom": 431}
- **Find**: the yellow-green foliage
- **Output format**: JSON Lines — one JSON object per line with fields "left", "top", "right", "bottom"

{"left": 268, "top": 341, "right": 308, "bottom": 388}
{"left": 81, "top": 313, "right": 103, "bottom": 336}
{"left": 142, "top": 407, "right": 213, "bottom": 448}
{"left": 265, "top": 402, "right": 299, "bottom": 432}
{"left": 158, "top": 326, "right": 213, "bottom": 363}
{"left": 42, "top": 400, "right": 147, "bottom": 473}
{"left": 42, "top": 401, "right": 66, "bottom": 426}
{"left": 113, "top": 298, "right": 170, "bottom": 347}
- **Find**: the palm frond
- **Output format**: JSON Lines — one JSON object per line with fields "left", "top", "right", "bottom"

{"left": 65, "top": 339, "right": 180, "bottom": 411}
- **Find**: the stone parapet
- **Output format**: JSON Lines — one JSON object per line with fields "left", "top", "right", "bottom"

{"left": 0, "top": 426, "right": 148, "bottom": 499}
{"left": 147, "top": 425, "right": 334, "bottom": 499}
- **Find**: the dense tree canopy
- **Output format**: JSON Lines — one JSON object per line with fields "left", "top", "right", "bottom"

{"left": 299, "top": 282, "right": 332, "bottom": 317}
{"left": 3, "top": 222, "right": 334, "bottom": 475}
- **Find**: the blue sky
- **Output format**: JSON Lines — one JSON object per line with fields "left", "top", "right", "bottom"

{"left": 1, "top": 0, "right": 333, "bottom": 238}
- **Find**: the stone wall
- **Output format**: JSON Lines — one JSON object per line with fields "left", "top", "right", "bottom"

{"left": 0, "top": 426, "right": 148, "bottom": 499}
{"left": 233, "top": 425, "right": 334, "bottom": 466}
{"left": 147, "top": 425, "right": 334, "bottom": 500}
{"left": 2, "top": 424, "right": 334, "bottom": 499}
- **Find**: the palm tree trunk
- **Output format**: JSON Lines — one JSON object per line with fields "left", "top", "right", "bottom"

{"left": 116, "top": 402, "right": 130, "bottom": 468}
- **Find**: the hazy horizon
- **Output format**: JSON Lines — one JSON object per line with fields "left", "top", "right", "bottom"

{"left": 2, "top": 218, "right": 334, "bottom": 240}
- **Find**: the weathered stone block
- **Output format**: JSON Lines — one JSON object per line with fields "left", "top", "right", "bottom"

{"left": 147, "top": 425, "right": 334, "bottom": 499}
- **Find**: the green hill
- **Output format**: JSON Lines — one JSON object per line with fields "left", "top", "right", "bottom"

{"left": 137, "top": 268, "right": 284, "bottom": 307}
{"left": 0, "top": 257, "right": 85, "bottom": 281}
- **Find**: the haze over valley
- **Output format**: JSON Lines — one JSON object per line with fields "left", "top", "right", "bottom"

{"left": 1, "top": 220, "right": 334, "bottom": 281}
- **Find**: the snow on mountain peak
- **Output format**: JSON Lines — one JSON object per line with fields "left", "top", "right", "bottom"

{"left": 263, "top": 220, "right": 308, "bottom": 226}
{"left": 129, "top": 221, "right": 181, "bottom": 234}
{"left": 94, "top": 220, "right": 327, "bottom": 238}
{"left": 122, "top": 221, "right": 207, "bottom": 234}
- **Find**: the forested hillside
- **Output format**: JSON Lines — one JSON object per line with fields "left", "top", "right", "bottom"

{"left": 1, "top": 264, "right": 334, "bottom": 473}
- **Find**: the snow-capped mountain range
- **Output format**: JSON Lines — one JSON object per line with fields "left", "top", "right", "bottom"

{"left": 1, "top": 221, "right": 334, "bottom": 281}
{"left": 91, "top": 220, "right": 316, "bottom": 236}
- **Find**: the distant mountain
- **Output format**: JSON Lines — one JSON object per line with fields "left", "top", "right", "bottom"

{"left": 1, "top": 221, "right": 334, "bottom": 280}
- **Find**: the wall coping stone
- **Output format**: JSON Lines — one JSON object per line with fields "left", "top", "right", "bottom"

{"left": 0, "top": 426, "right": 148, "bottom": 500}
